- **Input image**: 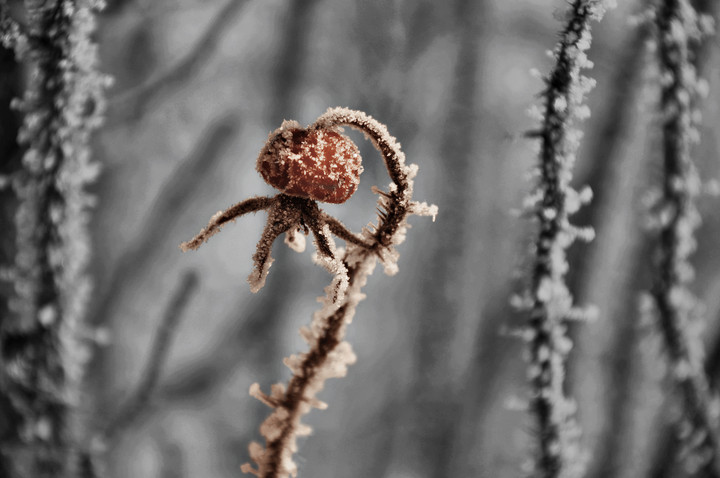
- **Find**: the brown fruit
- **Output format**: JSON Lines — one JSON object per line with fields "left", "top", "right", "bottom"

{"left": 257, "top": 121, "right": 363, "bottom": 204}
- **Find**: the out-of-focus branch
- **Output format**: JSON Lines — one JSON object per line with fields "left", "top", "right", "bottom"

{"left": 648, "top": 297, "right": 720, "bottom": 478}
{"left": 563, "top": 15, "right": 652, "bottom": 478}
{"left": 89, "top": 114, "right": 239, "bottom": 329}
{"left": 266, "top": 0, "right": 319, "bottom": 123}
{"left": 157, "top": 431, "right": 186, "bottom": 478}
{"left": 83, "top": 115, "right": 238, "bottom": 472}
{"left": 646, "top": 1, "right": 719, "bottom": 475}
{"left": 377, "top": 0, "right": 484, "bottom": 476}
{"left": 1, "top": 1, "right": 108, "bottom": 476}
{"left": 642, "top": 3, "right": 720, "bottom": 477}
{"left": 81, "top": 271, "right": 199, "bottom": 478}
{"left": 109, "top": 0, "right": 249, "bottom": 123}
{"left": 99, "top": 271, "right": 199, "bottom": 443}
{"left": 692, "top": 0, "right": 720, "bottom": 74}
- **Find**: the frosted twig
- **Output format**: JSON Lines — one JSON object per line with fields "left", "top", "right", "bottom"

{"left": 98, "top": 271, "right": 199, "bottom": 444}
{"left": 241, "top": 108, "right": 436, "bottom": 478}
{"left": 180, "top": 196, "right": 275, "bottom": 252}
{"left": 77, "top": 272, "right": 199, "bottom": 478}
{"left": 1, "top": 1, "right": 109, "bottom": 476}
{"left": 520, "top": 2, "right": 614, "bottom": 477}
{"left": 648, "top": 1, "right": 720, "bottom": 475}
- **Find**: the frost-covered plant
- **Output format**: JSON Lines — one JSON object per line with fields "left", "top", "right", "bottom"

{"left": 518, "top": 1, "right": 614, "bottom": 477}
{"left": 0, "top": 1, "right": 109, "bottom": 477}
{"left": 181, "top": 107, "right": 436, "bottom": 477}
{"left": 644, "top": 0, "right": 719, "bottom": 475}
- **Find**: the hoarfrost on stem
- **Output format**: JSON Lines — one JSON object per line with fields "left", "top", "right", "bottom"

{"left": 519, "top": 1, "right": 614, "bottom": 477}
{"left": 646, "top": 0, "right": 720, "bottom": 474}
{"left": 1, "top": 0, "right": 110, "bottom": 476}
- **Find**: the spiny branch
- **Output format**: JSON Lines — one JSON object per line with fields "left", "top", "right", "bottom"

{"left": 520, "top": 1, "right": 613, "bottom": 477}
{"left": 649, "top": 0, "right": 720, "bottom": 475}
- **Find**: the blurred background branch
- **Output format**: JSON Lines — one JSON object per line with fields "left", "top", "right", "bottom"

{"left": 108, "top": 0, "right": 250, "bottom": 123}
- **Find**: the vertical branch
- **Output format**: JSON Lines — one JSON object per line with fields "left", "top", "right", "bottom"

{"left": 648, "top": 0, "right": 719, "bottom": 475}
{"left": 520, "top": 1, "right": 614, "bottom": 477}
{"left": 1, "top": 0, "right": 108, "bottom": 477}
{"left": 99, "top": 271, "right": 199, "bottom": 444}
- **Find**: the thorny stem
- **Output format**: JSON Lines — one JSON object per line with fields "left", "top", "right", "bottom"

{"left": 525, "top": 2, "right": 612, "bottom": 477}
{"left": 262, "top": 264, "right": 361, "bottom": 478}
{"left": 651, "top": 0, "right": 720, "bottom": 475}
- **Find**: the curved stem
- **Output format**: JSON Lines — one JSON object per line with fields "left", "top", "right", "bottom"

{"left": 311, "top": 107, "right": 413, "bottom": 247}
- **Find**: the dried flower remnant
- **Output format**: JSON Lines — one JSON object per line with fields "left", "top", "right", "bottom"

{"left": 519, "top": 1, "right": 614, "bottom": 477}
{"left": 181, "top": 118, "right": 371, "bottom": 301}
{"left": 646, "top": 1, "right": 720, "bottom": 475}
{"left": 181, "top": 107, "right": 435, "bottom": 478}
{"left": 1, "top": 0, "right": 110, "bottom": 477}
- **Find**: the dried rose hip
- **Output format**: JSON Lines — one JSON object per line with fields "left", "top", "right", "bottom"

{"left": 256, "top": 120, "right": 363, "bottom": 204}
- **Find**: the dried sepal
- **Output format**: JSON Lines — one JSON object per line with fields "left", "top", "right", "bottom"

{"left": 179, "top": 196, "right": 274, "bottom": 252}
